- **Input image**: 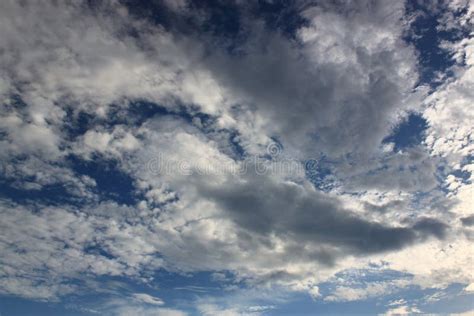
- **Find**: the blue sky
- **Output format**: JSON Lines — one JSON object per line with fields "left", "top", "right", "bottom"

{"left": 0, "top": 0, "right": 473, "bottom": 315}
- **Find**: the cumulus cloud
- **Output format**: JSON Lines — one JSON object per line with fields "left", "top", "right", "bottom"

{"left": 99, "top": 296, "right": 187, "bottom": 316}
{"left": 0, "top": 0, "right": 473, "bottom": 314}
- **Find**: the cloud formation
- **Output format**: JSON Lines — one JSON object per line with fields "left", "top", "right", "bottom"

{"left": 0, "top": 0, "right": 473, "bottom": 314}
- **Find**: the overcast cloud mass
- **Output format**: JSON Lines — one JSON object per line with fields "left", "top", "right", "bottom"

{"left": 0, "top": 0, "right": 473, "bottom": 315}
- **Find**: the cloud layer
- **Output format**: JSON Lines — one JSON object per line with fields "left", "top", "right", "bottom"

{"left": 0, "top": 0, "right": 473, "bottom": 314}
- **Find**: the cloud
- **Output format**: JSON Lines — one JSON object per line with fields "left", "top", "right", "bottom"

{"left": 461, "top": 215, "right": 474, "bottom": 226}
{"left": 196, "top": 0, "right": 421, "bottom": 158}
{"left": 197, "top": 171, "right": 447, "bottom": 256}
{"left": 132, "top": 293, "right": 165, "bottom": 306}
{"left": 0, "top": 199, "right": 164, "bottom": 300}
{"left": 325, "top": 283, "right": 399, "bottom": 302}
{"left": 0, "top": 0, "right": 472, "bottom": 314}
{"left": 384, "top": 304, "right": 421, "bottom": 315}
{"left": 100, "top": 297, "right": 187, "bottom": 316}
{"left": 197, "top": 303, "right": 269, "bottom": 316}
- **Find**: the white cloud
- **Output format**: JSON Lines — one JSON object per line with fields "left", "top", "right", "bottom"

{"left": 132, "top": 293, "right": 165, "bottom": 306}
{"left": 101, "top": 297, "right": 187, "bottom": 316}
{"left": 384, "top": 305, "right": 421, "bottom": 315}
{"left": 197, "top": 303, "right": 274, "bottom": 316}
{"left": 325, "top": 282, "right": 402, "bottom": 302}
{"left": 464, "top": 283, "right": 474, "bottom": 292}
{"left": 0, "top": 0, "right": 472, "bottom": 313}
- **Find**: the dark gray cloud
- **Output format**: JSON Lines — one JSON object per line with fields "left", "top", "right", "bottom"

{"left": 461, "top": 215, "right": 474, "bottom": 227}
{"left": 196, "top": 171, "right": 447, "bottom": 259}
{"left": 197, "top": 0, "right": 418, "bottom": 158}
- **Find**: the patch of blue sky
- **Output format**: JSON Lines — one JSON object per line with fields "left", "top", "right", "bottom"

{"left": 253, "top": 0, "right": 309, "bottom": 39}
{"left": 271, "top": 293, "right": 389, "bottom": 316}
{"left": 62, "top": 109, "right": 96, "bottom": 140}
{"left": 0, "top": 271, "right": 234, "bottom": 315}
{"left": 0, "top": 179, "right": 78, "bottom": 206}
{"left": 0, "top": 295, "right": 90, "bottom": 316}
{"left": 67, "top": 154, "right": 137, "bottom": 205}
{"left": 305, "top": 156, "right": 337, "bottom": 192}
{"left": 451, "top": 166, "right": 473, "bottom": 183}
{"left": 383, "top": 113, "right": 429, "bottom": 152}
{"left": 419, "top": 283, "right": 474, "bottom": 315}
{"left": 405, "top": 0, "right": 459, "bottom": 88}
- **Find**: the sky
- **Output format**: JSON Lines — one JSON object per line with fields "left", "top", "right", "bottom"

{"left": 0, "top": 0, "right": 473, "bottom": 315}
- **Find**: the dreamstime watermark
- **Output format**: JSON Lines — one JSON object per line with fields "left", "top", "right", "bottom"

{"left": 145, "top": 142, "right": 319, "bottom": 177}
